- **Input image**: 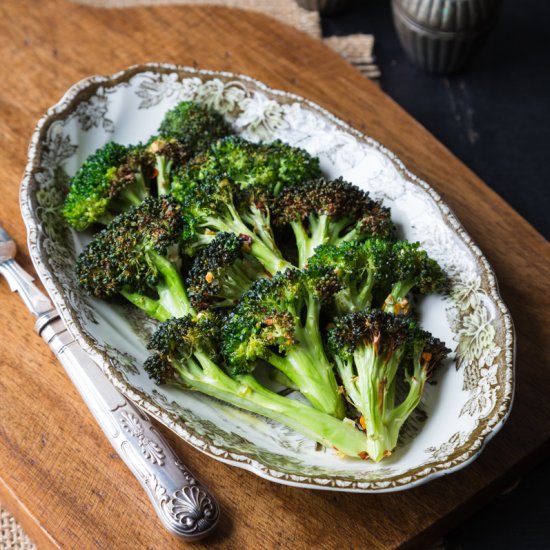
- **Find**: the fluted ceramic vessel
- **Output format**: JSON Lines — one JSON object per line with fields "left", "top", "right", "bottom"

{"left": 392, "top": 0, "right": 502, "bottom": 74}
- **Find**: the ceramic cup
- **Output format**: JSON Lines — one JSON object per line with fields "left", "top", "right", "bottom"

{"left": 392, "top": 0, "right": 502, "bottom": 74}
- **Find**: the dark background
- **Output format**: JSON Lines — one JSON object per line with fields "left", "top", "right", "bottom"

{"left": 324, "top": 0, "right": 550, "bottom": 240}
{"left": 323, "top": 1, "right": 550, "bottom": 548}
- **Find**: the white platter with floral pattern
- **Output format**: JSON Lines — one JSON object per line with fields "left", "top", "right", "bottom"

{"left": 20, "top": 64, "right": 514, "bottom": 492}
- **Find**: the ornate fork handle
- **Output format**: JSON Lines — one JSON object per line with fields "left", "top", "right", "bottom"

{"left": 0, "top": 248, "right": 219, "bottom": 540}
{"left": 0, "top": 259, "right": 52, "bottom": 316}
{"left": 38, "top": 316, "right": 219, "bottom": 540}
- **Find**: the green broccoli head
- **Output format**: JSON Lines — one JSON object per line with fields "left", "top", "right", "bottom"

{"left": 186, "top": 232, "right": 266, "bottom": 310}
{"left": 169, "top": 135, "right": 323, "bottom": 274}
{"left": 174, "top": 136, "right": 321, "bottom": 196}
{"left": 328, "top": 310, "right": 449, "bottom": 461}
{"left": 383, "top": 241, "right": 448, "bottom": 314}
{"left": 212, "top": 136, "right": 321, "bottom": 194}
{"left": 146, "top": 136, "right": 193, "bottom": 195}
{"left": 172, "top": 172, "right": 292, "bottom": 274}
{"left": 171, "top": 173, "right": 241, "bottom": 252}
{"left": 308, "top": 239, "right": 447, "bottom": 316}
{"left": 172, "top": 173, "right": 235, "bottom": 227}
{"left": 75, "top": 196, "right": 191, "bottom": 321}
{"left": 148, "top": 136, "right": 191, "bottom": 165}
{"left": 63, "top": 142, "right": 155, "bottom": 230}
{"left": 307, "top": 239, "right": 394, "bottom": 314}
{"left": 272, "top": 177, "right": 395, "bottom": 267}
{"left": 328, "top": 310, "right": 411, "bottom": 360}
{"left": 223, "top": 267, "right": 345, "bottom": 418}
{"left": 158, "top": 101, "right": 232, "bottom": 151}
{"left": 222, "top": 273, "right": 294, "bottom": 371}
{"left": 144, "top": 312, "right": 222, "bottom": 384}
{"left": 222, "top": 267, "right": 341, "bottom": 369}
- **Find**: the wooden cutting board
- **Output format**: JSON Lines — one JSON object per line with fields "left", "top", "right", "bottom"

{"left": 0, "top": 0, "right": 549, "bottom": 548}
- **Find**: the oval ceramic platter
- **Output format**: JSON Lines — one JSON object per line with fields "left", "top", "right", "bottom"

{"left": 20, "top": 64, "right": 514, "bottom": 492}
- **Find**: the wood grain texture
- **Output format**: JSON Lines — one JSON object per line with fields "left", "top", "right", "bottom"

{"left": 0, "top": 0, "right": 549, "bottom": 548}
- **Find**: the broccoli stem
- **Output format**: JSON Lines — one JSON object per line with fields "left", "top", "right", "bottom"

{"left": 290, "top": 220, "right": 311, "bottom": 268}
{"left": 204, "top": 210, "right": 291, "bottom": 275}
{"left": 382, "top": 279, "right": 415, "bottom": 314}
{"left": 241, "top": 205, "right": 284, "bottom": 259}
{"left": 150, "top": 252, "right": 192, "bottom": 315}
{"left": 388, "top": 354, "right": 428, "bottom": 426}
{"left": 334, "top": 270, "right": 376, "bottom": 316}
{"left": 291, "top": 214, "right": 360, "bottom": 268}
{"left": 119, "top": 188, "right": 143, "bottom": 207}
{"left": 334, "top": 357, "right": 361, "bottom": 406}
{"left": 363, "top": 365, "right": 422, "bottom": 462}
{"left": 334, "top": 293, "right": 358, "bottom": 317}
{"left": 336, "top": 227, "right": 359, "bottom": 245}
{"left": 120, "top": 290, "right": 173, "bottom": 322}
{"left": 175, "top": 352, "right": 367, "bottom": 458}
{"left": 250, "top": 241, "right": 291, "bottom": 275}
{"left": 120, "top": 252, "right": 192, "bottom": 321}
{"left": 332, "top": 214, "right": 367, "bottom": 246}
{"left": 269, "top": 368, "right": 300, "bottom": 391}
{"left": 221, "top": 263, "right": 261, "bottom": 301}
{"left": 226, "top": 203, "right": 291, "bottom": 274}
{"left": 336, "top": 345, "right": 404, "bottom": 462}
{"left": 264, "top": 297, "right": 345, "bottom": 419}
{"left": 358, "top": 271, "right": 376, "bottom": 307}
{"left": 290, "top": 215, "right": 329, "bottom": 268}
{"left": 265, "top": 350, "right": 343, "bottom": 419}
{"left": 119, "top": 172, "right": 149, "bottom": 207}
{"left": 156, "top": 155, "right": 172, "bottom": 196}
{"left": 307, "top": 213, "right": 329, "bottom": 262}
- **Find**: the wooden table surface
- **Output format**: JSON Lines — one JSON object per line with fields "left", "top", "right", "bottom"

{"left": 1, "top": 0, "right": 549, "bottom": 548}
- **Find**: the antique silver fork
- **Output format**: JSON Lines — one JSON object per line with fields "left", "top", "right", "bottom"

{"left": 0, "top": 224, "right": 219, "bottom": 540}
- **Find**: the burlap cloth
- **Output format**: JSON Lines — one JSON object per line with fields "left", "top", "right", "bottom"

{"left": 0, "top": 508, "right": 36, "bottom": 550}
{"left": 76, "top": 0, "right": 380, "bottom": 78}
{"left": 1, "top": 2, "right": 377, "bottom": 547}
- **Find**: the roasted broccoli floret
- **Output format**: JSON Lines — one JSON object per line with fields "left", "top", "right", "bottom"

{"left": 171, "top": 136, "right": 322, "bottom": 271}
{"left": 382, "top": 241, "right": 447, "bottom": 315}
{"left": 222, "top": 268, "right": 345, "bottom": 418}
{"left": 328, "top": 310, "right": 449, "bottom": 461}
{"left": 177, "top": 136, "right": 321, "bottom": 196}
{"left": 272, "top": 177, "right": 394, "bottom": 267}
{"left": 186, "top": 232, "right": 267, "bottom": 310}
{"left": 145, "top": 313, "right": 368, "bottom": 458}
{"left": 147, "top": 137, "right": 192, "bottom": 195}
{"left": 307, "top": 239, "right": 394, "bottom": 315}
{"left": 213, "top": 136, "right": 321, "bottom": 194}
{"left": 63, "top": 142, "right": 155, "bottom": 230}
{"left": 308, "top": 239, "right": 446, "bottom": 316}
{"left": 173, "top": 174, "right": 292, "bottom": 274}
{"left": 158, "top": 101, "right": 232, "bottom": 152}
{"left": 75, "top": 196, "right": 191, "bottom": 321}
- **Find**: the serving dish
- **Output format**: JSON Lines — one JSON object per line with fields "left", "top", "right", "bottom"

{"left": 20, "top": 64, "right": 514, "bottom": 492}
